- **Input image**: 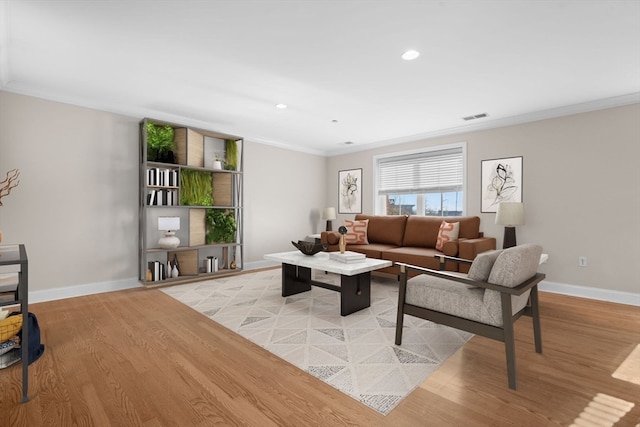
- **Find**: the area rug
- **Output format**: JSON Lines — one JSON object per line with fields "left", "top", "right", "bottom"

{"left": 161, "top": 268, "right": 472, "bottom": 415}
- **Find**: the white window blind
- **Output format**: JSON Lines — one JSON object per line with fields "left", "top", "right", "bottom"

{"left": 377, "top": 147, "right": 463, "bottom": 195}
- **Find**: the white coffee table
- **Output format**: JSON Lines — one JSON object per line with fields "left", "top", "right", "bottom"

{"left": 264, "top": 251, "right": 392, "bottom": 316}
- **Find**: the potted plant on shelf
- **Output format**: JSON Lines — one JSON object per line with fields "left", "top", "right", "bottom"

{"left": 205, "top": 209, "right": 236, "bottom": 244}
{"left": 147, "top": 122, "right": 176, "bottom": 163}
{"left": 225, "top": 139, "right": 238, "bottom": 171}
{"left": 180, "top": 169, "right": 213, "bottom": 206}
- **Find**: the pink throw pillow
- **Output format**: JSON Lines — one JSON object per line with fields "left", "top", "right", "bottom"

{"left": 344, "top": 219, "right": 369, "bottom": 244}
{"left": 435, "top": 221, "right": 460, "bottom": 250}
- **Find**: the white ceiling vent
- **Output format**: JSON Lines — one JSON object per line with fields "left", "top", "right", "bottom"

{"left": 462, "top": 113, "right": 488, "bottom": 121}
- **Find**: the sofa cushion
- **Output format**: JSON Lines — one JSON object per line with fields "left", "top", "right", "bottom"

{"left": 455, "top": 216, "right": 481, "bottom": 239}
{"left": 355, "top": 214, "right": 407, "bottom": 246}
{"left": 435, "top": 221, "right": 460, "bottom": 250}
{"left": 467, "top": 249, "right": 503, "bottom": 281}
{"left": 402, "top": 216, "right": 443, "bottom": 247}
{"left": 383, "top": 247, "right": 452, "bottom": 271}
{"left": 345, "top": 243, "right": 398, "bottom": 259}
{"left": 344, "top": 219, "right": 369, "bottom": 244}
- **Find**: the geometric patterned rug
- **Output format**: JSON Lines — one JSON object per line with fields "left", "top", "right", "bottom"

{"left": 161, "top": 268, "right": 472, "bottom": 415}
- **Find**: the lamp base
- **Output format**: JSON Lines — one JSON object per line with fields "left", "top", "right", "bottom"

{"left": 503, "top": 226, "right": 517, "bottom": 249}
{"left": 325, "top": 220, "right": 333, "bottom": 232}
{"left": 159, "top": 231, "right": 180, "bottom": 249}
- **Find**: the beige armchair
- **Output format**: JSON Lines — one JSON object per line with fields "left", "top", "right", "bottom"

{"left": 394, "top": 243, "right": 545, "bottom": 390}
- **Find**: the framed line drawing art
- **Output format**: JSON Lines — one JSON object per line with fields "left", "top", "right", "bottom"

{"left": 338, "top": 168, "right": 362, "bottom": 214}
{"left": 481, "top": 156, "right": 523, "bottom": 213}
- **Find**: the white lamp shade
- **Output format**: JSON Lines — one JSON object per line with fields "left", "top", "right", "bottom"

{"left": 158, "top": 216, "right": 180, "bottom": 231}
{"left": 495, "top": 202, "right": 525, "bottom": 226}
{"left": 322, "top": 207, "right": 336, "bottom": 220}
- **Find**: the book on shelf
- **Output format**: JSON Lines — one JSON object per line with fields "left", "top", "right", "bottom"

{"left": 329, "top": 251, "right": 366, "bottom": 263}
{"left": 147, "top": 168, "right": 178, "bottom": 187}
{"left": 147, "top": 189, "right": 177, "bottom": 206}
{"left": 147, "top": 261, "right": 166, "bottom": 281}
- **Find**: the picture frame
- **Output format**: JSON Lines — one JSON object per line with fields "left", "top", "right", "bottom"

{"left": 481, "top": 156, "right": 523, "bottom": 213}
{"left": 338, "top": 168, "right": 362, "bottom": 214}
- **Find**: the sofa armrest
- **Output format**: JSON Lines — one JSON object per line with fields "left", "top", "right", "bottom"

{"left": 321, "top": 231, "right": 341, "bottom": 245}
{"left": 458, "top": 237, "right": 497, "bottom": 261}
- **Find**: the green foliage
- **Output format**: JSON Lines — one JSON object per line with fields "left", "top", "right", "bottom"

{"left": 180, "top": 169, "right": 213, "bottom": 206}
{"left": 206, "top": 209, "right": 237, "bottom": 243}
{"left": 147, "top": 122, "right": 176, "bottom": 161}
{"left": 225, "top": 139, "right": 238, "bottom": 171}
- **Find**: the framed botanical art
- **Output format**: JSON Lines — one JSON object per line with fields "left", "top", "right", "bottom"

{"left": 481, "top": 156, "right": 523, "bottom": 213}
{"left": 338, "top": 168, "right": 362, "bottom": 214}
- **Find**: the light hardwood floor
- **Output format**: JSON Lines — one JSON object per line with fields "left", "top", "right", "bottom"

{"left": 1, "top": 283, "right": 638, "bottom": 426}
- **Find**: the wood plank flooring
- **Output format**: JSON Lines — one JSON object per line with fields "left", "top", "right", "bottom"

{"left": 1, "top": 285, "right": 638, "bottom": 426}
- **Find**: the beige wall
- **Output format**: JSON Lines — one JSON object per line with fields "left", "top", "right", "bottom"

{"left": 0, "top": 91, "right": 327, "bottom": 297}
{"left": 1, "top": 90, "right": 638, "bottom": 301}
{"left": 327, "top": 103, "right": 640, "bottom": 296}
{"left": 0, "top": 91, "right": 140, "bottom": 294}
{"left": 243, "top": 141, "right": 327, "bottom": 263}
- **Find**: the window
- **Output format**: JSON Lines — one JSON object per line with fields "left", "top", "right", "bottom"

{"left": 374, "top": 143, "right": 465, "bottom": 217}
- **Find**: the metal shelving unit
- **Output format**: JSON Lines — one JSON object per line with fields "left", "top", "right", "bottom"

{"left": 138, "top": 118, "right": 244, "bottom": 286}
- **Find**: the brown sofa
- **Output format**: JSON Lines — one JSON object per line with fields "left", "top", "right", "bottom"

{"left": 321, "top": 214, "right": 496, "bottom": 276}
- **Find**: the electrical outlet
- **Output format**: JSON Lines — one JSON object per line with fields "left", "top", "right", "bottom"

{"left": 578, "top": 256, "right": 588, "bottom": 267}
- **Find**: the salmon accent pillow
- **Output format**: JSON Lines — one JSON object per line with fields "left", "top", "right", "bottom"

{"left": 344, "top": 219, "right": 369, "bottom": 244}
{"left": 435, "top": 221, "right": 460, "bottom": 250}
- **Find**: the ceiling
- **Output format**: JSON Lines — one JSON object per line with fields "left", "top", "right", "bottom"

{"left": 1, "top": 1, "right": 639, "bottom": 156}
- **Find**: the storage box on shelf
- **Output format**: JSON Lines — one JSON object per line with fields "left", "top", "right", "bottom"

{"left": 139, "top": 118, "right": 244, "bottom": 286}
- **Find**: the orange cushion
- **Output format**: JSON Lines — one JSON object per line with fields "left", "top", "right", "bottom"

{"left": 435, "top": 221, "right": 459, "bottom": 251}
{"left": 344, "top": 219, "right": 369, "bottom": 244}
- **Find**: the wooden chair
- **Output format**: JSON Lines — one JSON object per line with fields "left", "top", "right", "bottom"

{"left": 395, "top": 243, "right": 545, "bottom": 390}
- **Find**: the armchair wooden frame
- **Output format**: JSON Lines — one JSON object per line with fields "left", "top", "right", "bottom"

{"left": 394, "top": 256, "right": 546, "bottom": 390}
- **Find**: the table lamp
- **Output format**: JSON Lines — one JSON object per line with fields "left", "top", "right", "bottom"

{"left": 322, "top": 207, "right": 337, "bottom": 231}
{"left": 495, "top": 202, "right": 524, "bottom": 249}
{"left": 158, "top": 216, "right": 180, "bottom": 248}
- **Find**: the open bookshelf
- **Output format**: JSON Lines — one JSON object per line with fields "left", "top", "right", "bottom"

{"left": 139, "top": 118, "right": 243, "bottom": 286}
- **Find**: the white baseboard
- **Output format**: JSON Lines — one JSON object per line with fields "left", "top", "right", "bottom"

{"left": 540, "top": 280, "right": 640, "bottom": 307}
{"left": 245, "top": 260, "right": 279, "bottom": 270}
{"left": 29, "top": 277, "right": 141, "bottom": 304}
{"left": 25, "top": 273, "right": 639, "bottom": 308}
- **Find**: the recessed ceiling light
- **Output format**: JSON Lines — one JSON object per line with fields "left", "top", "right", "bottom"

{"left": 401, "top": 50, "right": 420, "bottom": 61}
{"left": 275, "top": 103, "right": 287, "bottom": 109}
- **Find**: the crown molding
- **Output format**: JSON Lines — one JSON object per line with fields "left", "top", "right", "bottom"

{"left": 324, "top": 93, "right": 640, "bottom": 157}
{"left": 2, "top": 80, "right": 637, "bottom": 159}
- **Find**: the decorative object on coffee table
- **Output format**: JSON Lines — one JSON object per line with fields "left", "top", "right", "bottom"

{"left": 338, "top": 225, "right": 347, "bottom": 254}
{"left": 291, "top": 240, "right": 328, "bottom": 256}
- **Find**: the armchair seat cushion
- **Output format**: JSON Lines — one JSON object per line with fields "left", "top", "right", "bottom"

{"left": 405, "top": 275, "right": 503, "bottom": 326}
{"left": 405, "top": 244, "right": 543, "bottom": 327}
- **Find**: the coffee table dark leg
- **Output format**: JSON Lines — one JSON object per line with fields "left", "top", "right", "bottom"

{"left": 340, "top": 271, "right": 371, "bottom": 316}
{"left": 281, "top": 263, "right": 312, "bottom": 297}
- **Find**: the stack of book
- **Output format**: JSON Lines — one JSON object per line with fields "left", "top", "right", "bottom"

{"left": 329, "top": 251, "right": 366, "bottom": 263}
